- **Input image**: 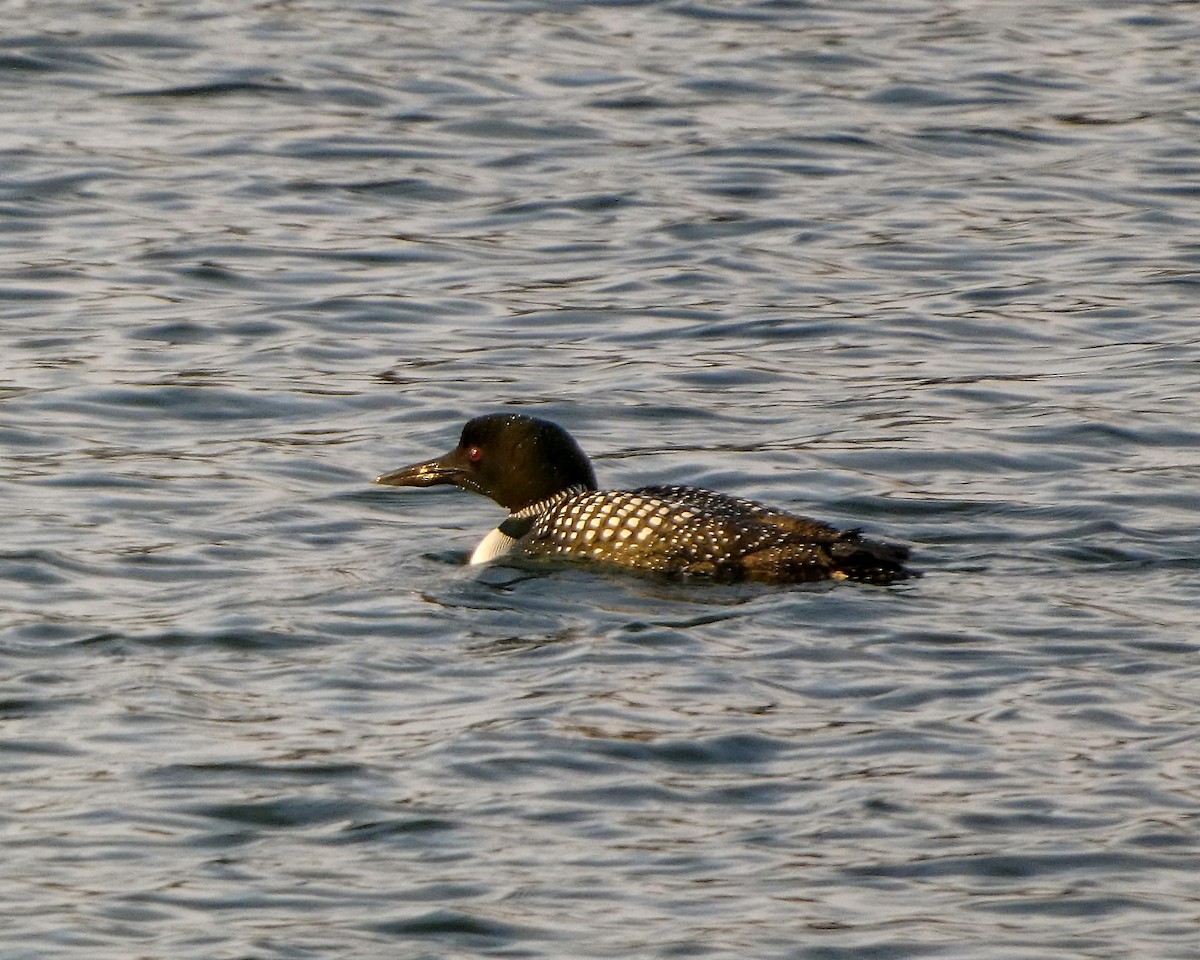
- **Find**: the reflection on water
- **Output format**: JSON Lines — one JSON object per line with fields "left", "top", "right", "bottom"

{"left": 2, "top": 1, "right": 1199, "bottom": 958}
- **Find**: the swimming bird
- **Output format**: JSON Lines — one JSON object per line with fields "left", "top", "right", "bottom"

{"left": 375, "top": 413, "right": 913, "bottom": 585}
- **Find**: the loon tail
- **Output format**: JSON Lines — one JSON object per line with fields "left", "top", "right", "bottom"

{"left": 829, "top": 531, "right": 914, "bottom": 585}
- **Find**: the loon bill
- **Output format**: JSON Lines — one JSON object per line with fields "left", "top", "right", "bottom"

{"left": 375, "top": 413, "right": 915, "bottom": 585}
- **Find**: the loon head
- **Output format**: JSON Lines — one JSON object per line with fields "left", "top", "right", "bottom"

{"left": 375, "top": 413, "right": 598, "bottom": 512}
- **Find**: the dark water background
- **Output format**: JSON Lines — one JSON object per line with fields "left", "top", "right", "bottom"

{"left": 3, "top": 2, "right": 1199, "bottom": 958}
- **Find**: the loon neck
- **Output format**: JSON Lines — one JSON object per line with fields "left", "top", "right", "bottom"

{"left": 511, "top": 484, "right": 589, "bottom": 520}
{"left": 469, "top": 485, "right": 589, "bottom": 566}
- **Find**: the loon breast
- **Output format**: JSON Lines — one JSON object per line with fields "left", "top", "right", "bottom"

{"left": 470, "top": 526, "right": 521, "bottom": 565}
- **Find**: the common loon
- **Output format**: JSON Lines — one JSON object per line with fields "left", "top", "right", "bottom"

{"left": 375, "top": 413, "right": 914, "bottom": 585}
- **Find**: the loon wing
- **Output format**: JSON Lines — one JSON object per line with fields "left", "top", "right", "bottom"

{"left": 513, "top": 487, "right": 912, "bottom": 584}
{"left": 633, "top": 485, "right": 843, "bottom": 540}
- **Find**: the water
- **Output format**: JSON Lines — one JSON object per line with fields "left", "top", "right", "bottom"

{"left": 3, "top": 1, "right": 1199, "bottom": 957}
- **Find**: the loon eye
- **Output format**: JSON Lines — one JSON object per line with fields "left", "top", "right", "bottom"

{"left": 467, "top": 445, "right": 482, "bottom": 463}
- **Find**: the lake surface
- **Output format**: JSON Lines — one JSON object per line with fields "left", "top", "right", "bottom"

{"left": 2, "top": 1, "right": 1199, "bottom": 958}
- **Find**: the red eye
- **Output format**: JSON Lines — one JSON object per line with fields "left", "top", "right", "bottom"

{"left": 467, "top": 446, "right": 482, "bottom": 463}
